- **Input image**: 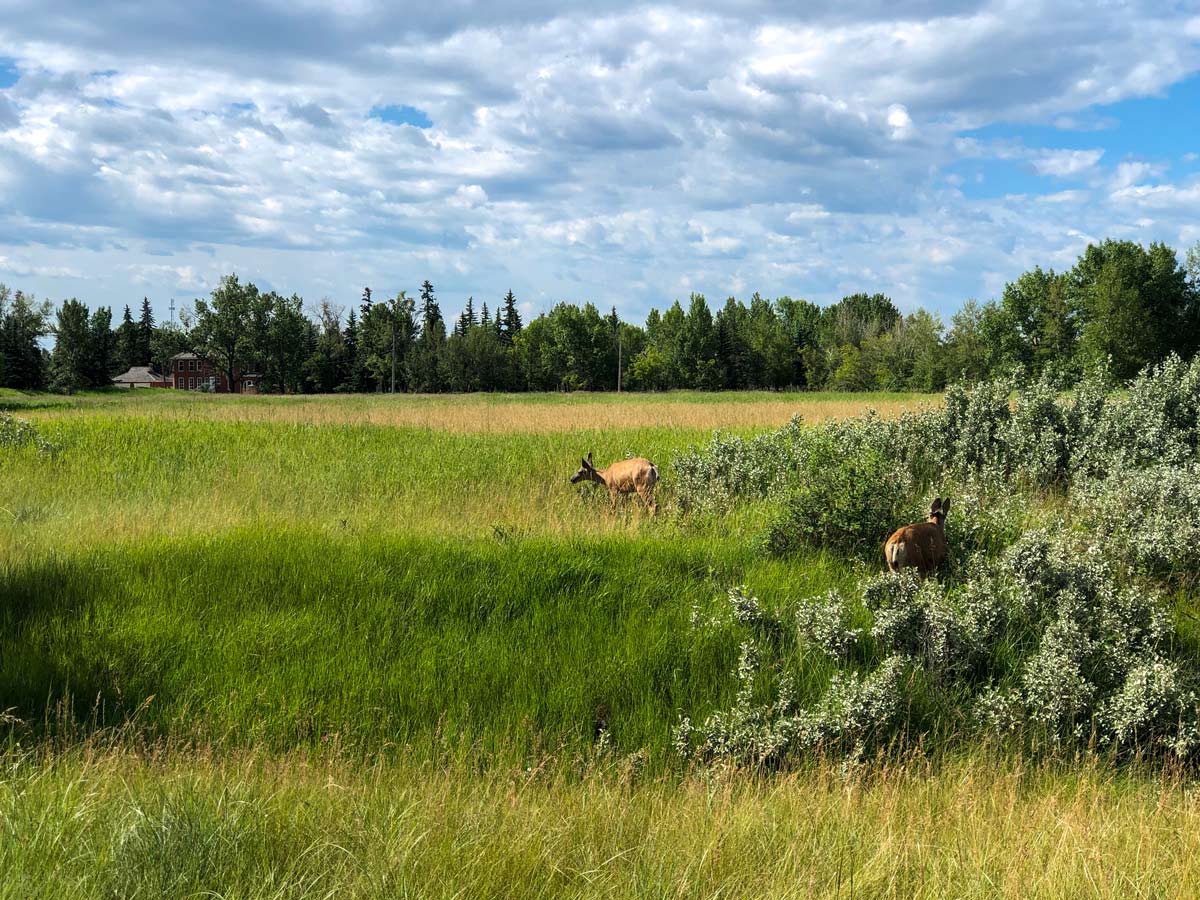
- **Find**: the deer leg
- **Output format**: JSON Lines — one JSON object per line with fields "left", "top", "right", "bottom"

{"left": 637, "top": 483, "right": 658, "bottom": 515}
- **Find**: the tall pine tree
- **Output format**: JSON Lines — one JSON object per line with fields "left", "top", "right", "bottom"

{"left": 411, "top": 280, "right": 446, "bottom": 392}
{"left": 456, "top": 296, "right": 477, "bottom": 336}
{"left": 501, "top": 290, "right": 522, "bottom": 345}
{"left": 116, "top": 305, "right": 140, "bottom": 370}
{"left": 137, "top": 297, "right": 155, "bottom": 366}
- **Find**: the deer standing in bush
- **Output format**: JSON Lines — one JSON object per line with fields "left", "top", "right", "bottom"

{"left": 570, "top": 452, "right": 659, "bottom": 515}
{"left": 884, "top": 497, "right": 950, "bottom": 575}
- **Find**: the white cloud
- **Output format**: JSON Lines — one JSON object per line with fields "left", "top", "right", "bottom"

{"left": 1030, "top": 148, "right": 1104, "bottom": 178}
{"left": 0, "top": 1, "right": 1197, "bottom": 322}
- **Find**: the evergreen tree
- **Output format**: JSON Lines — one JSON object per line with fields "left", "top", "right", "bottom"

{"left": 411, "top": 281, "right": 446, "bottom": 392}
{"left": 88, "top": 306, "right": 117, "bottom": 386}
{"left": 116, "top": 305, "right": 139, "bottom": 370}
{"left": 137, "top": 297, "right": 154, "bottom": 365}
{"left": 341, "top": 309, "right": 362, "bottom": 392}
{"left": 456, "top": 297, "right": 476, "bottom": 336}
{"left": 746, "top": 293, "right": 793, "bottom": 389}
{"left": 501, "top": 290, "right": 522, "bottom": 345}
{"left": 680, "top": 293, "right": 719, "bottom": 389}
{"left": 715, "top": 296, "right": 750, "bottom": 389}
{"left": 776, "top": 296, "right": 822, "bottom": 387}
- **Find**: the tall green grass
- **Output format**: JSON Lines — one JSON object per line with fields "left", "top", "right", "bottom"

{"left": 3, "top": 412, "right": 759, "bottom": 553}
{"left": 3, "top": 746, "right": 1200, "bottom": 899}
{"left": 2, "top": 529, "right": 859, "bottom": 757}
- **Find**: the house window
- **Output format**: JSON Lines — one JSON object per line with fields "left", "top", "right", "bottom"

{"left": 187, "top": 376, "right": 194, "bottom": 389}
{"left": 189, "top": 360, "right": 196, "bottom": 371}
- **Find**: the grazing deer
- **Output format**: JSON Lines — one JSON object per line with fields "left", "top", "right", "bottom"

{"left": 570, "top": 452, "right": 659, "bottom": 514}
{"left": 884, "top": 497, "right": 950, "bottom": 576}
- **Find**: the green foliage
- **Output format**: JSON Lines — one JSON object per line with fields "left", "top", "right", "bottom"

{"left": 193, "top": 273, "right": 258, "bottom": 390}
{"left": 0, "top": 283, "right": 51, "bottom": 390}
{"left": 49, "top": 298, "right": 92, "bottom": 393}
{"left": 762, "top": 441, "right": 916, "bottom": 557}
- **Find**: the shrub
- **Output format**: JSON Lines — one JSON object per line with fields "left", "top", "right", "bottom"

{"left": 673, "top": 355, "right": 1200, "bottom": 517}
{"left": 672, "top": 415, "right": 805, "bottom": 513}
{"left": 682, "top": 532, "right": 1192, "bottom": 764}
{"left": 762, "top": 441, "right": 918, "bottom": 557}
{"left": 675, "top": 653, "right": 908, "bottom": 767}
{"left": 0, "top": 411, "right": 55, "bottom": 454}
{"left": 1102, "top": 657, "right": 1200, "bottom": 757}
{"left": 1075, "top": 464, "right": 1200, "bottom": 577}
{"left": 795, "top": 590, "right": 861, "bottom": 660}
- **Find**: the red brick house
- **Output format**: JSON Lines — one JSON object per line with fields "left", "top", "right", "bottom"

{"left": 169, "top": 353, "right": 261, "bottom": 393}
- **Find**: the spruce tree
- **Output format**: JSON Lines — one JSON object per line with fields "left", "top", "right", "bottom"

{"left": 116, "top": 305, "right": 139, "bottom": 370}
{"left": 412, "top": 281, "right": 445, "bottom": 392}
{"left": 342, "top": 308, "right": 361, "bottom": 391}
{"left": 88, "top": 307, "right": 117, "bottom": 386}
{"left": 456, "top": 296, "right": 476, "bottom": 335}
{"left": 137, "top": 297, "right": 154, "bottom": 365}
{"left": 501, "top": 290, "right": 522, "bottom": 345}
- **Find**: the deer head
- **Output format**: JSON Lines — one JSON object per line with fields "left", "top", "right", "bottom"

{"left": 927, "top": 497, "right": 950, "bottom": 528}
{"left": 570, "top": 452, "right": 603, "bottom": 485}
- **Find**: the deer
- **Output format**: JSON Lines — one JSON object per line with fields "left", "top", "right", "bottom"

{"left": 883, "top": 497, "right": 950, "bottom": 576}
{"left": 570, "top": 452, "right": 659, "bottom": 515}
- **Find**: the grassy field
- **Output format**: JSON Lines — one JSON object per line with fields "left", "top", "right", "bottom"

{"left": 5, "top": 745, "right": 1200, "bottom": 899}
{"left": 2, "top": 387, "right": 1196, "bottom": 897}
{"left": 2, "top": 389, "right": 890, "bottom": 754}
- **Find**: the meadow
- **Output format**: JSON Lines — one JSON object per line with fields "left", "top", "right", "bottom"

{"left": 5, "top": 382, "right": 1200, "bottom": 898}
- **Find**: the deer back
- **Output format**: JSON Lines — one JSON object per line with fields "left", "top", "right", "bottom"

{"left": 599, "top": 457, "right": 657, "bottom": 494}
{"left": 884, "top": 521, "right": 947, "bottom": 574}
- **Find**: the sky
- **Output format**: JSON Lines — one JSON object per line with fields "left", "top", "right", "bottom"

{"left": 1, "top": 1, "right": 1199, "bottom": 328}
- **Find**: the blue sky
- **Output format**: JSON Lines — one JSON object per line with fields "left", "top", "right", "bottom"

{"left": 0, "top": 2, "right": 1199, "bottom": 327}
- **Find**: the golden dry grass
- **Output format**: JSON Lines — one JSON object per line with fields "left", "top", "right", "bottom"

{"left": 4, "top": 746, "right": 1200, "bottom": 898}
{"left": 21, "top": 389, "right": 938, "bottom": 433}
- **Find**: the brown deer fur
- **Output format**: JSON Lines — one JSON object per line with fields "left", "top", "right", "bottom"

{"left": 884, "top": 497, "right": 950, "bottom": 575}
{"left": 570, "top": 452, "right": 659, "bottom": 514}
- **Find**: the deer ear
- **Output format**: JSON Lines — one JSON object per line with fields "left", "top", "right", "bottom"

{"left": 581, "top": 457, "right": 590, "bottom": 469}
{"left": 587, "top": 451, "right": 593, "bottom": 464}
{"left": 931, "top": 497, "right": 943, "bottom": 513}
{"left": 941, "top": 498, "right": 951, "bottom": 514}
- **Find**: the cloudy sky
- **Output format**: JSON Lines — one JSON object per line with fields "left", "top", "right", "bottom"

{"left": 1, "top": 1, "right": 1199, "bottom": 327}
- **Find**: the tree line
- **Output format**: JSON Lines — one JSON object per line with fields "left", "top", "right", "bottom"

{"left": 3, "top": 238, "right": 1199, "bottom": 395}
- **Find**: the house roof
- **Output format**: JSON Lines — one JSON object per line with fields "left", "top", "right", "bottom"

{"left": 169, "top": 352, "right": 201, "bottom": 360}
{"left": 112, "top": 366, "right": 167, "bottom": 384}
